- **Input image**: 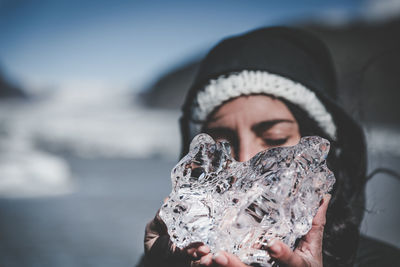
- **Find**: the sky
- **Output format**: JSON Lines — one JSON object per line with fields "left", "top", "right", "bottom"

{"left": 0, "top": 0, "right": 386, "bottom": 93}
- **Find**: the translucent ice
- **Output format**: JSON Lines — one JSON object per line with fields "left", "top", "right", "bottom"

{"left": 159, "top": 134, "right": 335, "bottom": 266}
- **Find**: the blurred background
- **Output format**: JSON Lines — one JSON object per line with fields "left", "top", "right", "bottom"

{"left": 0, "top": 0, "right": 399, "bottom": 266}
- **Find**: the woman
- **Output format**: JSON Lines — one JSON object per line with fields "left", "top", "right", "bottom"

{"left": 143, "top": 27, "right": 399, "bottom": 267}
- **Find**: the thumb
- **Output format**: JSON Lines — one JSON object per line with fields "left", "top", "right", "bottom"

{"left": 302, "top": 194, "right": 331, "bottom": 249}
{"left": 213, "top": 251, "right": 249, "bottom": 267}
{"left": 268, "top": 240, "right": 307, "bottom": 267}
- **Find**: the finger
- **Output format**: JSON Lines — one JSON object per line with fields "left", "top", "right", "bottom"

{"left": 185, "top": 243, "right": 208, "bottom": 258}
{"left": 198, "top": 245, "right": 211, "bottom": 256}
{"left": 200, "top": 253, "right": 213, "bottom": 266}
{"left": 213, "top": 251, "right": 248, "bottom": 267}
{"left": 267, "top": 239, "right": 307, "bottom": 267}
{"left": 313, "top": 194, "right": 331, "bottom": 227}
{"left": 190, "top": 253, "right": 213, "bottom": 267}
{"left": 302, "top": 194, "right": 331, "bottom": 249}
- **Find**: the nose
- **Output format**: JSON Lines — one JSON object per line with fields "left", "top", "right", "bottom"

{"left": 237, "top": 132, "right": 263, "bottom": 162}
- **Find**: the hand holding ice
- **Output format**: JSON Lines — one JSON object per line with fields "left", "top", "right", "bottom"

{"left": 159, "top": 134, "right": 335, "bottom": 266}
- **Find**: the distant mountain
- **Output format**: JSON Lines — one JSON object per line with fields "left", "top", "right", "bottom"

{"left": 139, "top": 60, "right": 200, "bottom": 110}
{"left": 0, "top": 70, "right": 27, "bottom": 99}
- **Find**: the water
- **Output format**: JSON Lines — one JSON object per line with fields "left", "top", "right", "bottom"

{"left": 0, "top": 156, "right": 175, "bottom": 267}
{"left": 0, "top": 85, "right": 180, "bottom": 198}
{"left": 0, "top": 85, "right": 181, "bottom": 266}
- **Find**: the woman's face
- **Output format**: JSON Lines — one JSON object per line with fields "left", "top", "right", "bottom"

{"left": 204, "top": 95, "right": 301, "bottom": 162}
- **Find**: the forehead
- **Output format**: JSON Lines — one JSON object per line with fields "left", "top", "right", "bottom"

{"left": 207, "top": 95, "right": 296, "bottom": 125}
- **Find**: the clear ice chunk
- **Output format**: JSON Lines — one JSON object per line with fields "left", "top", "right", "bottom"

{"left": 159, "top": 134, "right": 335, "bottom": 266}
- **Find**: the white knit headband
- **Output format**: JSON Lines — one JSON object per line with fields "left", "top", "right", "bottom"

{"left": 189, "top": 70, "right": 337, "bottom": 140}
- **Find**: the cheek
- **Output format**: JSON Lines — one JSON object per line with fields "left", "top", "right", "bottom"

{"left": 285, "top": 123, "right": 301, "bottom": 146}
{"left": 287, "top": 132, "right": 301, "bottom": 146}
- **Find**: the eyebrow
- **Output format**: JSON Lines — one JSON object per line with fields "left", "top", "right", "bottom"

{"left": 207, "top": 113, "right": 227, "bottom": 123}
{"left": 204, "top": 119, "right": 295, "bottom": 137}
{"left": 251, "top": 119, "right": 295, "bottom": 133}
{"left": 203, "top": 127, "right": 237, "bottom": 139}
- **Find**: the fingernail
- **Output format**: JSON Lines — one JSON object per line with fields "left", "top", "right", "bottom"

{"left": 213, "top": 251, "right": 228, "bottom": 265}
{"left": 267, "top": 241, "right": 281, "bottom": 255}
{"left": 200, "top": 255, "right": 211, "bottom": 265}
{"left": 198, "top": 245, "right": 210, "bottom": 254}
{"left": 267, "top": 238, "right": 276, "bottom": 247}
{"left": 321, "top": 194, "right": 331, "bottom": 205}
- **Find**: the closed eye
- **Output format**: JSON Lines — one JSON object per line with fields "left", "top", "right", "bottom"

{"left": 263, "top": 138, "right": 288, "bottom": 147}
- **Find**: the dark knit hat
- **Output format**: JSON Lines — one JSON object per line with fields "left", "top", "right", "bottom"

{"left": 180, "top": 27, "right": 366, "bottom": 171}
{"left": 179, "top": 27, "right": 368, "bottom": 266}
{"left": 190, "top": 26, "right": 337, "bottom": 99}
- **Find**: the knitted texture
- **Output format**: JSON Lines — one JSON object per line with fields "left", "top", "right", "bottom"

{"left": 190, "top": 70, "right": 337, "bottom": 140}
